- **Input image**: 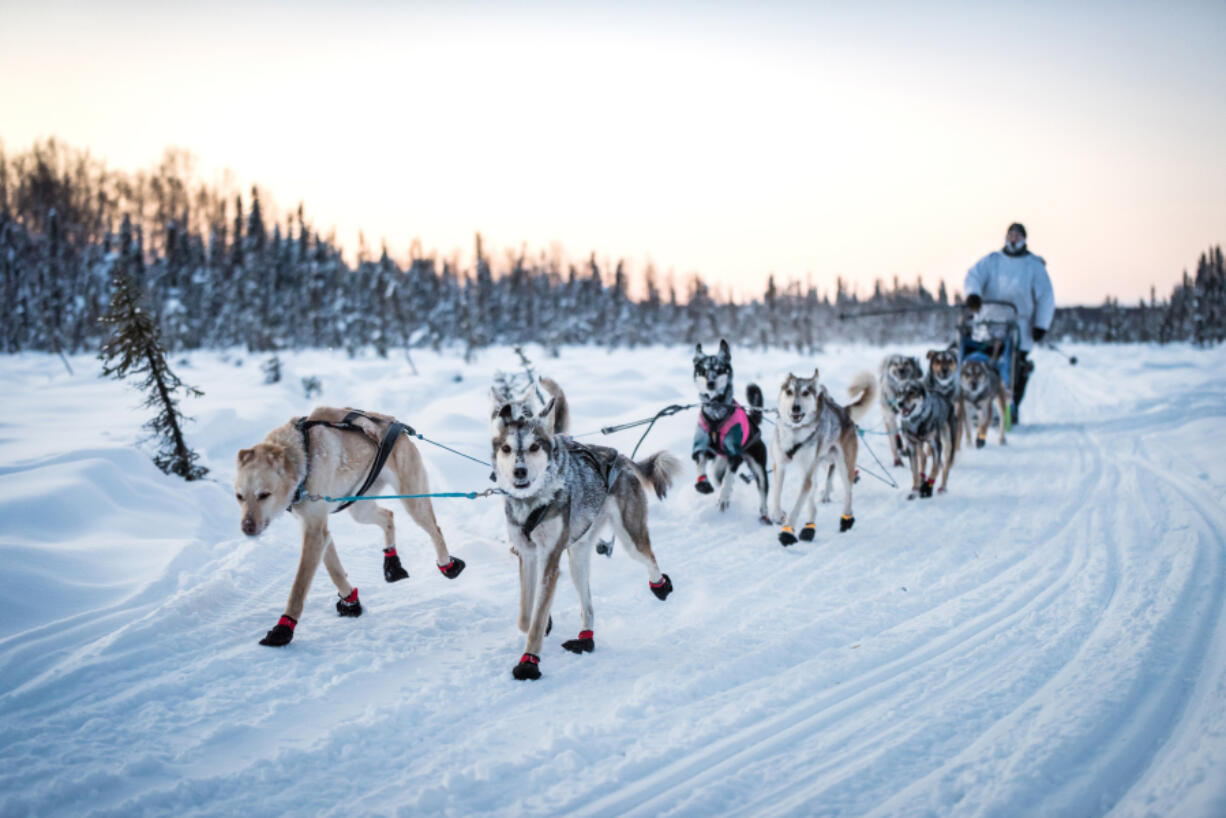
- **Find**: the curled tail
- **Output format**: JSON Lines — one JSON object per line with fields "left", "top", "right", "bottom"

{"left": 745, "top": 383, "right": 764, "bottom": 426}
{"left": 539, "top": 376, "right": 570, "bottom": 434}
{"left": 632, "top": 451, "right": 683, "bottom": 500}
{"left": 845, "top": 371, "right": 877, "bottom": 423}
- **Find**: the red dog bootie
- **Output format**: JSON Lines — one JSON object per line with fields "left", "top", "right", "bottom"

{"left": 562, "top": 630, "right": 595, "bottom": 654}
{"left": 437, "top": 557, "right": 466, "bottom": 579}
{"left": 383, "top": 547, "right": 409, "bottom": 583}
{"left": 512, "top": 652, "right": 541, "bottom": 680}
{"left": 694, "top": 474, "right": 714, "bottom": 494}
{"left": 260, "top": 614, "right": 297, "bottom": 646}
{"left": 650, "top": 573, "right": 674, "bottom": 600}
{"left": 336, "top": 587, "right": 362, "bottom": 617}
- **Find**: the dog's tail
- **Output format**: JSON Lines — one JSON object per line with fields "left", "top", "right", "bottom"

{"left": 745, "top": 383, "right": 764, "bottom": 426}
{"left": 845, "top": 371, "right": 877, "bottom": 423}
{"left": 632, "top": 451, "right": 683, "bottom": 500}
{"left": 539, "top": 376, "right": 569, "bottom": 434}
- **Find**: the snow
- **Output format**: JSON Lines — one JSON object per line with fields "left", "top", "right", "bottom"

{"left": 1, "top": 343, "right": 1225, "bottom": 817}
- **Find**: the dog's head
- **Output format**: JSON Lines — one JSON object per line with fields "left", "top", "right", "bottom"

{"left": 777, "top": 369, "right": 823, "bottom": 424}
{"left": 234, "top": 444, "right": 296, "bottom": 536}
{"left": 886, "top": 355, "right": 923, "bottom": 387}
{"left": 926, "top": 348, "right": 959, "bottom": 384}
{"left": 897, "top": 380, "right": 928, "bottom": 420}
{"left": 491, "top": 398, "right": 558, "bottom": 499}
{"left": 490, "top": 370, "right": 537, "bottom": 424}
{"left": 693, "top": 339, "right": 733, "bottom": 401}
{"left": 960, "top": 359, "right": 991, "bottom": 394}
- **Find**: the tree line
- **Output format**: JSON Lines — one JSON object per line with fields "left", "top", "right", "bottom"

{"left": 2, "top": 139, "right": 1223, "bottom": 358}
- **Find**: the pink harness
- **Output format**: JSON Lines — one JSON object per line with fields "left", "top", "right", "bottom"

{"left": 699, "top": 404, "right": 750, "bottom": 454}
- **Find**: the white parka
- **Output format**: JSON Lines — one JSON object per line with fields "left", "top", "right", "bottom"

{"left": 964, "top": 249, "right": 1055, "bottom": 351}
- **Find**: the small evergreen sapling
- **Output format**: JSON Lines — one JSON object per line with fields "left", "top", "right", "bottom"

{"left": 99, "top": 217, "right": 208, "bottom": 481}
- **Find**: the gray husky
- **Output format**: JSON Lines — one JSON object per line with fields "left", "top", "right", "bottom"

{"left": 925, "top": 347, "right": 963, "bottom": 455}
{"left": 492, "top": 398, "right": 680, "bottom": 681}
{"left": 958, "top": 359, "right": 1009, "bottom": 448}
{"left": 897, "top": 380, "right": 957, "bottom": 499}
{"left": 879, "top": 354, "right": 924, "bottom": 467}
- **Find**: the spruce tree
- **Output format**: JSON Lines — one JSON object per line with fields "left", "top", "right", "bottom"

{"left": 99, "top": 216, "right": 208, "bottom": 481}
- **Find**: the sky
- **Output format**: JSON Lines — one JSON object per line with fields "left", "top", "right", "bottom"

{"left": 1, "top": 0, "right": 1224, "bottom": 305}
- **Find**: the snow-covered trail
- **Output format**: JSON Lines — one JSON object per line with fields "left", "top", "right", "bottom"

{"left": 1, "top": 343, "right": 1224, "bottom": 817}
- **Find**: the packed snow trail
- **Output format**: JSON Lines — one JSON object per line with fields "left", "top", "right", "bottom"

{"left": 1, "top": 344, "right": 1224, "bottom": 817}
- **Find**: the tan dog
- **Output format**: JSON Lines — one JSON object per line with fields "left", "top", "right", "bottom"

{"left": 769, "top": 370, "right": 876, "bottom": 545}
{"left": 234, "top": 407, "right": 464, "bottom": 647}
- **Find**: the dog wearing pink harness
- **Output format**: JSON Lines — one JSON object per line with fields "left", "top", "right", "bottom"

{"left": 692, "top": 339, "right": 771, "bottom": 522}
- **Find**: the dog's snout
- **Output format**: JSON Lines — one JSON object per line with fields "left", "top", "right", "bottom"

{"left": 706, "top": 380, "right": 716, "bottom": 391}
{"left": 241, "top": 517, "right": 257, "bottom": 536}
{"left": 513, "top": 466, "right": 528, "bottom": 480}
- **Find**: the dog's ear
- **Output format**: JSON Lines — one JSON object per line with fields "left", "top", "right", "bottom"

{"left": 496, "top": 402, "right": 515, "bottom": 424}
{"left": 237, "top": 448, "right": 255, "bottom": 466}
{"left": 718, "top": 339, "right": 730, "bottom": 359}
{"left": 535, "top": 397, "right": 557, "bottom": 429}
{"left": 694, "top": 343, "right": 704, "bottom": 357}
{"left": 927, "top": 350, "right": 938, "bottom": 360}
{"left": 811, "top": 367, "right": 820, "bottom": 382}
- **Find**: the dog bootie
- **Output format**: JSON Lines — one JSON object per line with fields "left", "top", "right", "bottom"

{"left": 919, "top": 477, "right": 934, "bottom": 499}
{"left": 259, "top": 615, "right": 297, "bottom": 646}
{"left": 383, "top": 548, "right": 409, "bottom": 583}
{"left": 650, "top": 573, "right": 674, "bottom": 600}
{"left": 437, "top": 557, "right": 466, "bottom": 579}
{"left": 695, "top": 475, "right": 714, "bottom": 494}
{"left": 596, "top": 539, "right": 614, "bottom": 558}
{"left": 840, "top": 515, "right": 855, "bottom": 532}
{"left": 778, "top": 526, "right": 798, "bottom": 546}
{"left": 336, "top": 588, "right": 362, "bottom": 617}
{"left": 512, "top": 652, "right": 542, "bottom": 680}
{"left": 562, "top": 630, "right": 595, "bottom": 654}
{"left": 799, "top": 523, "right": 817, "bottom": 542}
{"left": 976, "top": 432, "right": 986, "bottom": 449}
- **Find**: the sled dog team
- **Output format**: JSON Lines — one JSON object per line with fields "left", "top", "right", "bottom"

{"left": 233, "top": 340, "right": 1006, "bottom": 679}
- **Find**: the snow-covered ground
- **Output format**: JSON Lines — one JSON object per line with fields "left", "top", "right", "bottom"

{"left": 2, "top": 342, "right": 1225, "bottom": 817}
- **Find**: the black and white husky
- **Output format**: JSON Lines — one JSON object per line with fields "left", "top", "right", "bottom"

{"left": 691, "top": 339, "right": 770, "bottom": 522}
{"left": 769, "top": 370, "right": 876, "bottom": 545}
{"left": 492, "top": 398, "right": 680, "bottom": 681}
{"left": 878, "top": 354, "right": 924, "bottom": 467}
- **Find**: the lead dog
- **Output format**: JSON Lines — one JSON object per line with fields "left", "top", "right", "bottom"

{"left": 769, "top": 370, "right": 876, "bottom": 545}
{"left": 897, "top": 381, "right": 957, "bottom": 498}
{"left": 958, "top": 358, "right": 1009, "bottom": 448}
{"left": 879, "top": 354, "right": 924, "bottom": 467}
{"left": 234, "top": 407, "right": 465, "bottom": 646}
{"left": 692, "top": 339, "right": 770, "bottom": 521}
{"left": 492, "top": 398, "right": 679, "bottom": 680}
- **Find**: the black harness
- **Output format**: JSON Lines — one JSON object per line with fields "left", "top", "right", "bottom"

{"left": 291, "top": 410, "right": 414, "bottom": 513}
{"left": 516, "top": 440, "right": 620, "bottom": 541}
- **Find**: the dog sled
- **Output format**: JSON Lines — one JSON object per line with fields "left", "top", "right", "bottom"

{"left": 957, "top": 299, "right": 1020, "bottom": 425}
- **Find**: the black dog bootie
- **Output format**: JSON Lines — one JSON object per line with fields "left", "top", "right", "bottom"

{"left": 383, "top": 547, "right": 409, "bottom": 582}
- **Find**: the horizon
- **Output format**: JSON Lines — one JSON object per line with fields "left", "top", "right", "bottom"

{"left": 2, "top": 1, "right": 1224, "bottom": 306}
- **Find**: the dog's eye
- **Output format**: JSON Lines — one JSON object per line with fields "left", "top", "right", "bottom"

{"left": 528, "top": 443, "right": 541, "bottom": 453}
{"left": 501, "top": 444, "right": 512, "bottom": 454}
{"left": 785, "top": 389, "right": 793, "bottom": 396}
{"left": 802, "top": 389, "right": 812, "bottom": 396}
{"left": 235, "top": 493, "right": 244, "bottom": 501}
{"left": 257, "top": 491, "right": 270, "bottom": 501}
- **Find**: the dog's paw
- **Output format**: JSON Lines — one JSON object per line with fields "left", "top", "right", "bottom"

{"left": 437, "top": 557, "right": 466, "bottom": 579}
{"left": 512, "top": 653, "right": 541, "bottom": 680}
{"left": 650, "top": 573, "right": 674, "bottom": 600}
{"left": 259, "top": 615, "right": 296, "bottom": 646}
{"left": 718, "top": 498, "right": 730, "bottom": 512}
{"left": 336, "top": 588, "right": 362, "bottom": 617}
{"left": 759, "top": 514, "right": 774, "bottom": 526}
{"left": 383, "top": 549, "right": 409, "bottom": 583}
{"left": 778, "top": 526, "right": 798, "bottom": 546}
{"left": 799, "top": 522, "right": 817, "bottom": 541}
{"left": 562, "top": 630, "right": 595, "bottom": 654}
{"left": 695, "top": 476, "right": 714, "bottom": 494}
{"left": 839, "top": 515, "right": 855, "bottom": 532}
{"left": 893, "top": 458, "right": 904, "bottom": 468}
{"left": 595, "top": 539, "right": 614, "bottom": 557}
{"left": 907, "top": 491, "right": 919, "bottom": 500}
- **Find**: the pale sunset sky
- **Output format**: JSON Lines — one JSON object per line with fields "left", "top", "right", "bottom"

{"left": 2, "top": 0, "right": 1223, "bottom": 305}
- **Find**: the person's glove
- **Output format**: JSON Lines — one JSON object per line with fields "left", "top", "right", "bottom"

{"left": 966, "top": 294, "right": 982, "bottom": 312}
{"left": 1032, "top": 327, "right": 1047, "bottom": 343}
